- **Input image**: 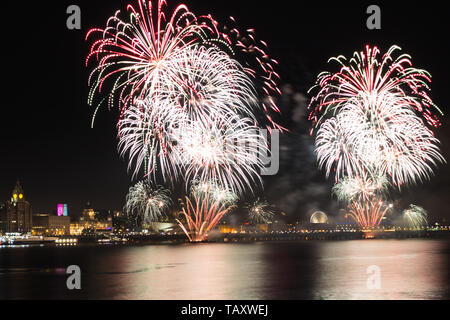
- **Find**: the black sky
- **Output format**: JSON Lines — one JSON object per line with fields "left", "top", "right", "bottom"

{"left": 3, "top": 0, "right": 449, "bottom": 220}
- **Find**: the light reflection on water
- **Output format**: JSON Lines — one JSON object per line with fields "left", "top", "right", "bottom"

{"left": 313, "top": 240, "right": 449, "bottom": 299}
{"left": 0, "top": 239, "right": 448, "bottom": 299}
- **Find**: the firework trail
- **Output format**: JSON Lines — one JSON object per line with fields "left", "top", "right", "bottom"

{"left": 333, "top": 175, "right": 392, "bottom": 228}
{"left": 124, "top": 181, "right": 172, "bottom": 223}
{"left": 177, "top": 179, "right": 237, "bottom": 242}
{"left": 309, "top": 45, "right": 443, "bottom": 129}
{"left": 347, "top": 198, "right": 391, "bottom": 229}
{"left": 177, "top": 193, "right": 234, "bottom": 242}
{"left": 332, "top": 175, "right": 389, "bottom": 228}
{"left": 205, "top": 16, "right": 284, "bottom": 132}
{"left": 245, "top": 198, "right": 275, "bottom": 224}
{"left": 118, "top": 98, "right": 186, "bottom": 182}
{"left": 402, "top": 204, "right": 428, "bottom": 229}
{"left": 86, "top": 0, "right": 217, "bottom": 124}
{"left": 85, "top": 0, "right": 281, "bottom": 129}
{"left": 153, "top": 45, "right": 258, "bottom": 121}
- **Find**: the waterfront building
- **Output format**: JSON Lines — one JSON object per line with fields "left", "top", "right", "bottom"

{"left": 0, "top": 180, "right": 33, "bottom": 233}
{"left": 310, "top": 211, "right": 329, "bottom": 224}
{"left": 70, "top": 202, "right": 113, "bottom": 235}
{"left": 81, "top": 201, "right": 96, "bottom": 220}
{"left": 32, "top": 213, "right": 70, "bottom": 236}
{"left": 238, "top": 223, "right": 270, "bottom": 233}
{"left": 69, "top": 219, "right": 113, "bottom": 235}
{"left": 269, "top": 220, "right": 288, "bottom": 232}
{"left": 57, "top": 203, "right": 69, "bottom": 216}
{"left": 218, "top": 223, "right": 238, "bottom": 234}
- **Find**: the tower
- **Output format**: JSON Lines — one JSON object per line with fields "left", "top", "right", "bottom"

{"left": 82, "top": 201, "right": 95, "bottom": 221}
{"left": 11, "top": 180, "right": 25, "bottom": 204}
{"left": 0, "top": 180, "right": 33, "bottom": 233}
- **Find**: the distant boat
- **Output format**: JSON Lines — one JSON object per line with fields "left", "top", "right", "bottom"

{"left": 7, "top": 235, "right": 57, "bottom": 245}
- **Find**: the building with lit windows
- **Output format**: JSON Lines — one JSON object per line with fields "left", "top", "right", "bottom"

{"left": 69, "top": 220, "right": 113, "bottom": 235}
{"left": 81, "top": 201, "right": 96, "bottom": 221}
{"left": 218, "top": 224, "right": 238, "bottom": 234}
{"left": 0, "top": 180, "right": 33, "bottom": 233}
{"left": 69, "top": 201, "right": 113, "bottom": 235}
{"left": 32, "top": 213, "right": 70, "bottom": 236}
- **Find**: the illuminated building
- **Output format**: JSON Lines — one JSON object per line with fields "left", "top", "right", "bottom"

{"left": 57, "top": 204, "right": 69, "bottom": 217}
{"left": 218, "top": 224, "right": 238, "bottom": 234}
{"left": 81, "top": 201, "right": 96, "bottom": 220}
{"left": 218, "top": 222, "right": 269, "bottom": 234}
{"left": 70, "top": 202, "right": 113, "bottom": 235}
{"left": 310, "top": 211, "right": 329, "bottom": 224}
{"left": 269, "top": 220, "right": 288, "bottom": 232}
{"left": 255, "top": 224, "right": 269, "bottom": 232}
{"left": 69, "top": 220, "right": 112, "bottom": 235}
{"left": 32, "top": 213, "right": 70, "bottom": 236}
{"left": 0, "top": 180, "right": 33, "bottom": 233}
{"left": 69, "top": 222, "right": 85, "bottom": 235}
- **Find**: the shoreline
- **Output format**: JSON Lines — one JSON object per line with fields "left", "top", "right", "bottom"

{"left": 1, "top": 230, "right": 448, "bottom": 247}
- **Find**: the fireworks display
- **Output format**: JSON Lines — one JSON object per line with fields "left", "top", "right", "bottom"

{"left": 245, "top": 199, "right": 275, "bottom": 224}
{"left": 311, "top": 45, "right": 444, "bottom": 187}
{"left": 124, "top": 181, "right": 172, "bottom": 223}
{"left": 85, "top": 0, "right": 285, "bottom": 241}
{"left": 86, "top": 0, "right": 446, "bottom": 236}
{"left": 117, "top": 45, "right": 264, "bottom": 186}
{"left": 86, "top": 0, "right": 277, "bottom": 196}
{"left": 314, "top": 93, "right": 444, "bottom": 187}
{"left": 402, "top": 204, "right": 428, "bottom": 229}
{"left": 310, "top": 45, "right": 445, "bottom": 228}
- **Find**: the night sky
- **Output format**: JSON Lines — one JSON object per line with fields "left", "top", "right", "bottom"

{"left": 3, "top": 0, "right": 449, "bottom": 221}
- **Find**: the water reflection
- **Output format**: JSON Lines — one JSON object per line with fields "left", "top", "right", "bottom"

{"left": 0, "top": 239, "right": 448, "bottom": 299}
{"left": 313, "top": 239, "right": 449, "bottom": 299}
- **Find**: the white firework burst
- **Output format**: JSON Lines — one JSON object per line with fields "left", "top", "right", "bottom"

{"left": 316, "top": 92, "right": 444, "bottom": 187}
{"left": 402, "top": 204, "right": 428, "bottom": 229}
{"left": 311, "top": 45, "right": 445, "bottom": 189}
{"left": 190, "top": 179, "right": 239, "bottom": 206}
{"left": 246, "top": 199, "right": 275, "bottom": 224}
{"left": 154, "top": 46, "right": 258, "bottom": 121}
{"left": 332, "top": 173, "right": 389, "bottom": 204}
{"left": 124, "top": 181, "right": 172, "bottom": 223}
{"left": 118, "top": 100, "right": 186, "bottom": 182}
{"left": 175, "top": 114, "right": 267, "bottom": 195}
{"left": 117, "top": 45, "right": 263, "bottom": 189}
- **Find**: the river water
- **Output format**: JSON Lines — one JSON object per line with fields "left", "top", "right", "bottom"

{"left": 0, "top": 239, "right": 448, "bottom": 299}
